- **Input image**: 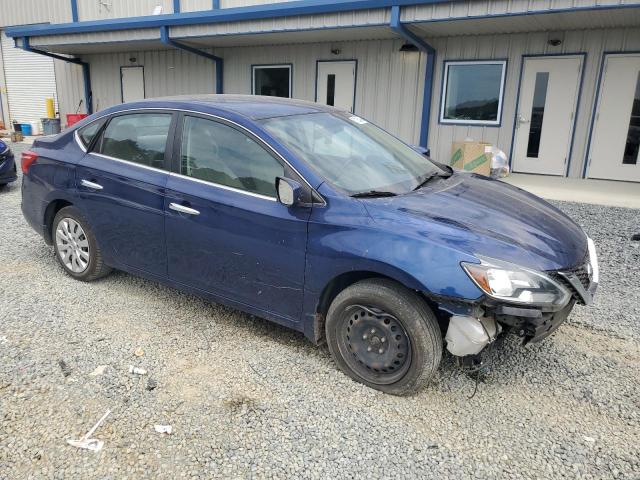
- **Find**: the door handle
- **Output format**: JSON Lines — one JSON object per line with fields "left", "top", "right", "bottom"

{"left": 169, "top": 202, "right": 200, "bottom": 215}
{"left": 80, "top": 179, "right": 103, "bottom": 190}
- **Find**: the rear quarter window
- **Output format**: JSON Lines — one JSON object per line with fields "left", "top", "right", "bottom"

{"left": 77, "top": 119, "right": 106, "bottom": 149}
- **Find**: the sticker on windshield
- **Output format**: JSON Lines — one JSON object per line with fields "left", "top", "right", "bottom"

{"left": 349, "top": 115, "right": 368, "bottom": 125}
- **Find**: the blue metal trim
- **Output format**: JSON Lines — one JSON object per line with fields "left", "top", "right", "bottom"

{"left": 21, "top": 37, "right": 93, "bottom": 114}
{"left": 70, "top": 0, "right": 78, "bottom": 22}
{"left": 314, "top": 59, "right": 358, "bottom": 113}
{"left": 212, "top": 0, "right": 220, "bottom": 8}
{"left": 437, "top": 58, "right": 508, "bottom": 128}
{"left": 581, "top": 51, "right": 640, "bottom": 179}
{"left": 507, "top": 53, "right": 586, "bottom": 176}
{"left": 6, "top": 1, "right": 640, "bottom": 40}
{"left": 251, "top": 63, "right": 293, "bottom": 97}
{"left": 390, "top": 5, "right": 435, "bottom": 148}
{"left": 160, "top": 26, "right": 223, "bottom": 93}
{"left": 173, "top": 0, "right": 180, "bottom": 13}
{"left": 5, "top": 0, "right": 457, "bottom": 37}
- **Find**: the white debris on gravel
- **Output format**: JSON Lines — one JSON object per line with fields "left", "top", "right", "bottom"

{"left": 0, "top": 145, "right": 638, "bottom": 479}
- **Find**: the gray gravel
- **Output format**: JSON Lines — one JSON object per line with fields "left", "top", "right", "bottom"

{"left": 1, "top": 142, "right": 639, "bottom": 479}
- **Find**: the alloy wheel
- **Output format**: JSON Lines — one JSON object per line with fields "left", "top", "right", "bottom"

{"left": 55, "top": 217, "right": 90, "bottom": 273}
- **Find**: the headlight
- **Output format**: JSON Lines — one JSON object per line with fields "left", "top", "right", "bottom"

{"left": 587, "top": 237, "right": 599, "bottom": 285}
{"left": 462, "top": 257, "right": 571, "bottom": 307}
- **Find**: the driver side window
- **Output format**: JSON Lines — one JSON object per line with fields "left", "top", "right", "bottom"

{"left": 180, "top": 115, "right": 284, "bottom": 198}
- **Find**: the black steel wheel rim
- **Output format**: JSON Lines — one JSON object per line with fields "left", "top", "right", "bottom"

{"left": 336, "top": 304, "right": 412, "bottom": 385}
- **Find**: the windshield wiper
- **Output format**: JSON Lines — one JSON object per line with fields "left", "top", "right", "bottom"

{"left": 351, "top": 190, "right": 397, "bottom": 198}
{"left": 413, "top": 169, "right": 451, "bottom": 191}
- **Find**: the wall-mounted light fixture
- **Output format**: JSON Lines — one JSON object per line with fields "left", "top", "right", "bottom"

{"left": 548, "top": 39, "right": 562, "bottom": 47}
{"left": 129, "top": 57, "right": 137, "bottom": 63}
{"left": 330, "top": 48, "right": 341, "bottom": 55}
{"left": 399, "top": 43, "right": 419, "bottom": 52}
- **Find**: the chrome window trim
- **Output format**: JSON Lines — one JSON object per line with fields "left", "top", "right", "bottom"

{"left": 168, "top": 172, "right": 277, "bottom": 202}
{"left": 74, "top": 106, "right": 326, "bottom": 206}
{"left": 74, "top": 129, "right": 87, "bottom": 153}
{"left": 91, "top": 152, "right": 169, "bottom": 174}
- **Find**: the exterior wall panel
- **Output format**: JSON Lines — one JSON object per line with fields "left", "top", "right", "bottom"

{"left": 0, "top": 0, "right": 71, "bottom": 28}
{"left": 426, "top": 26, "right": 640, "bottom": 177}
{"left": 181, "top": 0, "right": 214, "bottom": 12}
{"left": 77, "top": 0, "right": 174, "bottom": 21}
{"left": 53, "top": 60, "right": 87, "bottom": 125}
{"left": 85, "top": 48, "right": 216, "bottom": 111}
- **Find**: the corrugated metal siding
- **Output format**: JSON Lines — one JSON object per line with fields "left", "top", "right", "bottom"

{"left": 401, "top": 0, "right": 640, "bottom": 22}
{"left": 181, "top": 0, "right": 214, "bottom": 12}
{"left": 53, "top": 60, "right": 87, "bottom": 126}
{"left": 77, "top": 0, "right": 174, "bottom": 21}
{"left": 0, "top": 0, "right": 71, "bottom": 28}
{"left": 171, "top": 9, "right": 390, "bottom": 38}
{"left": 426, "top": 26, "right": 640, "bottom": 177}
{"left": 222, "top": 0, "right": 296, "bottom": 6}
{"left": 219, "top": 39, "right": 424, "bottom": 143}
{"left": 85, "top": 49, "right": 216, "bottom": 111}
{"left": 32, "top": 29, "right": 161, "bottom": 48}
{"left": 1, "top": 31, "right": 57, "bottom": 124}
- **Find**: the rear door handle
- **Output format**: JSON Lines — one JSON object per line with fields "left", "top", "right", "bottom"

{"left": 169, "top": 202, "right": 200, "bottom": 215}
{"left": 80, "top": 179, "right": 103, "bottom": 190}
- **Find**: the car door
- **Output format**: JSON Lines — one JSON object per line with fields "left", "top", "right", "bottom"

{"left": 76, "top": 111, "right": 176, "bottom": 277}
{"left": 164, "top": 113, "right": 311, "bottom": 321}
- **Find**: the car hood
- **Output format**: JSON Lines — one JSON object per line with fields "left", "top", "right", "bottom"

{"left": 361, "top": 172, "right": 587, "bottom": 271}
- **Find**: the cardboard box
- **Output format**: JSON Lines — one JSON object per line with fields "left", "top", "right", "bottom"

{"left": 450, "top": 140, "right": 493, "bottom": 176}
{"left": 10, "top": 131, "right": 23, "bottom": 142}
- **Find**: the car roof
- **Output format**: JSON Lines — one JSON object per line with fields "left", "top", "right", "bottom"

{"left": 119, "top": 94, "right": 337, "bottom": 120}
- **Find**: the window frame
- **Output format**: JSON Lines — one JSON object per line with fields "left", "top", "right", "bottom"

{"left": 91, "top": 110, "right": 177, "bottom": 172}
{"left": 75, "top": 118, "right": 108, "bottom": 152}
{"left": 439, "top": 59, "right": 507, "bottom": 127}
{"left": 251, "top": 64, "right": 293, "bottom": 98}
{"left": 171, "top": 112, "right": 315, "bottom": 203}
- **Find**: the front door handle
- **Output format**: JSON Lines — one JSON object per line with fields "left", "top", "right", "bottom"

{"left": 80, "top": 179, "right": 103, "bottom": 190}
{"left": 169, "top": 202, "right": 200, "bottom": 215}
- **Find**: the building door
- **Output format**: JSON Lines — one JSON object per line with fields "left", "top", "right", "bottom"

{"left": 120, "top": 66, "right": 145, "bottom": 103}
{"left": 588, "top": 54, "right": 640, "bottom": 182}
{"left": 1, "top": 31, "right": 57, "bottom": 124}
{"left": 316, "top": 61, "right": 356, "bottom": 112}
{"left": 512, "top": 56, "right": 582, "bottom": 176}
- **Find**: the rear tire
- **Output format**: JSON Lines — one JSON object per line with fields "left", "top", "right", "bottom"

{"left": 52, "top": 206, "right": 111, "bottom": 281}
{"left": 326, "top": 278, "right": 442, "bottom": 395}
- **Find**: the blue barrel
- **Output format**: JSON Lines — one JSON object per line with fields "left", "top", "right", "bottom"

{"left": 21, "top": 124, "right": 32, "bottom": 136}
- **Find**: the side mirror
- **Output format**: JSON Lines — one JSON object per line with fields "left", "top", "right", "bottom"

{"left": 276, "top": 177, "right": 302, "bottom": 207}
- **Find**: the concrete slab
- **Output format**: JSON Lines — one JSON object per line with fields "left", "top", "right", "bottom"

{"left": 502, "top": 174, "right": 640, "bottom": 209}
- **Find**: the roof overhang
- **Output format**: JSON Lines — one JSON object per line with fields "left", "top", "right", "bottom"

{"left": 6, "top": 0, "right": 640, "bottom": 56}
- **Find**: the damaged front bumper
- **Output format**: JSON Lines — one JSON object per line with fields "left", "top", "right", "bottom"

{"left": 435, "top": 268, "right": 597, "bottom": 356}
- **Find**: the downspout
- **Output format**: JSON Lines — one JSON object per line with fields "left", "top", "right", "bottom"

{"left": 20, "top": 37, "right": 93, "bottom": 114}
{"left": 160, "top": 26, "right": 223, "bottom": 94}
{"left": 390, "top": 5, "right": 435, "bottom": 148}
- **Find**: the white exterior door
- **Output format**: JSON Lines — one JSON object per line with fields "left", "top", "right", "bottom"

{"left": 316, "top": 61, "right": 356, "bottom": 112}
{"left": 512, "top": 56, "right": 582, "bottom": 176}
{"left": 588, "top": 54, "right": 640, "bottom": 182}
{"left": 1, "top": 31, "right": 57, "bottom": 124}
{"left": 121, "top": 66, "right": 145, "bottom": 103}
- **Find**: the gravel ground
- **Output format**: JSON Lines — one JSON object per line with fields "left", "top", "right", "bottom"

{"left": 1, "top": 142, "right": 639, "bottom": 479}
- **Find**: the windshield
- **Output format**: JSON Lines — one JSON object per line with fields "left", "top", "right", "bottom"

{"left": 260, "top": 112, "right": 444, "bottom": 195}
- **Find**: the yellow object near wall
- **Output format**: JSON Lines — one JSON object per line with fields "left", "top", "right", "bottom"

{"left": 45, "top": 98, "right": 55, "bottom": 119}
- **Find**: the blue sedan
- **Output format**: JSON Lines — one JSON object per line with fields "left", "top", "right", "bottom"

{"left": 20, "top": 95, "right": 598, "bottom": 394}
{"left": 0, "top": 139, "right": 17, "bottom": 187}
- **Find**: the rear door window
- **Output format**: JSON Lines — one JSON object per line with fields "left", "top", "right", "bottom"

{"left": 99, "top": 113, "right": 172, "bottom": 170}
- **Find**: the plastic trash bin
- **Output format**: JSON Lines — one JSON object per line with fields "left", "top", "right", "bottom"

{"left": 42, "top": 118, "right": 61, "bottom": 135}
{"left": 21, "top": 124, "right": 32, "bottom": 136}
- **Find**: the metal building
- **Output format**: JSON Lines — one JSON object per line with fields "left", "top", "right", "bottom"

{"left": 3, "top": 0, "right": 640, "bottom": 182}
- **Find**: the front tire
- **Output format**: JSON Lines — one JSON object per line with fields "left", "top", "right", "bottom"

{"left": 52, "top": 206, "right": 111, "bottom": 281}
{"left": 326, "top": 278, "right": 442, "bottom": 395}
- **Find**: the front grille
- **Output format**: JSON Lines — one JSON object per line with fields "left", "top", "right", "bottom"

{"left": 548, "top": 254, "right": 591, "bottom": 304}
